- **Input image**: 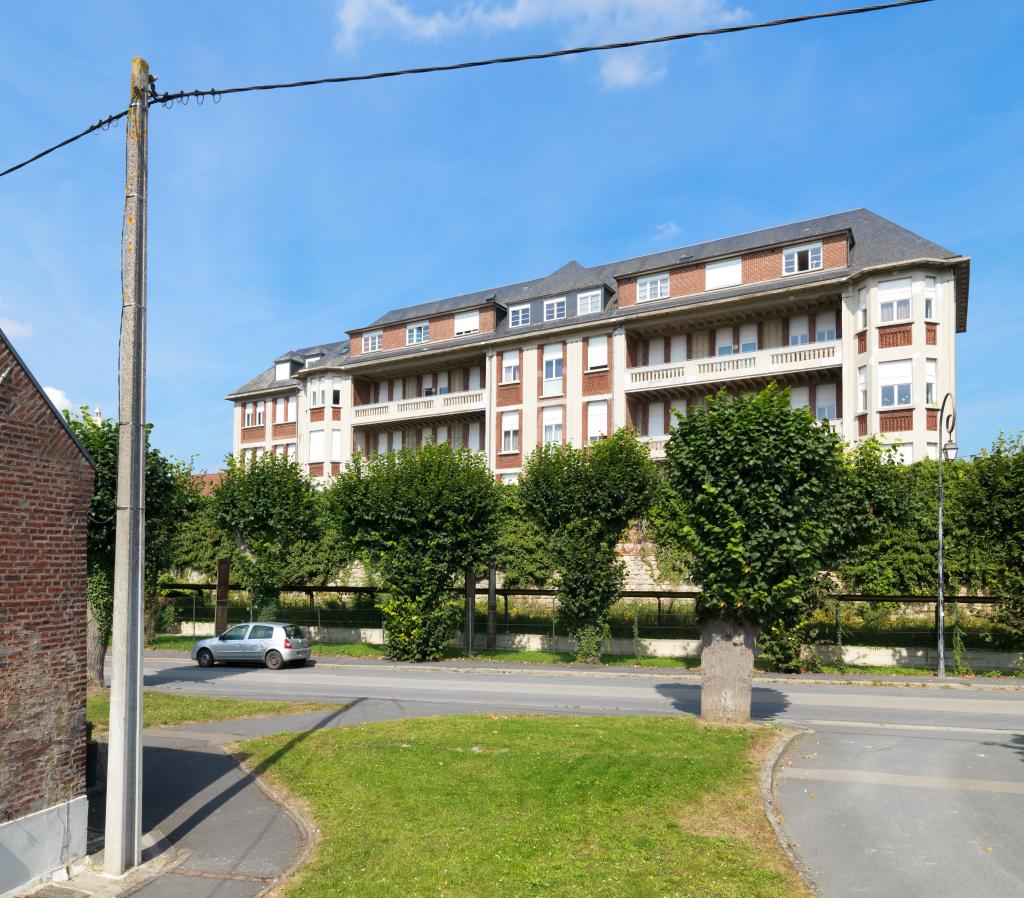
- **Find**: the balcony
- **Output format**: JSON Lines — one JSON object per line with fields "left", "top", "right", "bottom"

{"left": 352, "top": 389, "right": 486, "bottom": 425}
{"left": 626, "top": 340, "right": 842, "bottom": 394}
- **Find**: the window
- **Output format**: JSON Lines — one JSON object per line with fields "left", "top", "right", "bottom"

{"left": 332, "top": 378, "right": 341, "bottom": 406}
{"left": 542, "top": 406, "right": 563, "bottom": 444}
{"left": 789, "top": 315, "right": 809, "bottom": 346}
{"left": 249, "top": 625, "right": 274, "bottom": 640}
{"left": 783, "top": 242, "right": 823, "bottom": 275}
{"left": 816, "top": 383, "right": 837, "bottom": 422}
{"left": 308, "top": 377, "right": 326, "bottom": 408}
{"left": 406, "top": 322, "right": 429, "bottom": 345}
{"left": 889, "top": 443, "right": 914, "bottom": 465}
{"left": 331, "top": 430, "right": 342, "bottom": 463}
{"left": 362, "top": 331, "right": 383, "bottom": 353}
{"left": 926, "top": 358, "right": 937, "bottom": 405}
{"left": 879, "top": 359, "right": 913, "bottom": 407}
{"left": 705, "top": 257, "right": 742, "bottom": 290}
{"left": 500, "top": 473, "right": 519, "bottom": 484}
{"left": 739, "top": 323, "right": 757, "bottom": 354}
{"left": 926, "top": 442, "right": 939, "bottom": 460}
{"left": 309, "top": 430, "right": 325, "bottom": 463}
{"left": 858, "top": 366, "right": 867, "bottom": 412}
{"left": 925, "top": 276, "right": 937, "bottom": 320}
{"left": 715, "top": 327, "right": 734, "bottom": 356}
{"left": 501, "top": 411, "right": 520, "bottom": 453}
{"left": 543, "top": 343, "right": 563, "bottom": 396}
{"left": 221, "top": 624, "right": 249, "bottom": 641}
{"left": 815, "top": 310, "right": 837, "bottom": 342}
{"left": 544, "top": 297, "right": 567, "bottom": 321}
{"left": 244, "top": 402, "right": 254, "bottom": 427}
{"left": 274, "top": 361, "right": 292, "bottom": 381}
{"left": 501, "top": 350, "right": 519, "bottom": 384}
{"left": 587, "top": 401, "right": 608, "bottom": 444}
{"left": 254, "top": 446, "right": 265, "bottom": 458}
{"left": 509, "top": 304, "right": 530, "bottom": 327}
{"left": 637, "top": 273, "right": 670, "bottom": 303}
{"left": 577, "top": 290, "right": 602, "bottom": 315}
{"left": 789, "top": 386, "right": 810, "bottom": 410}
{"left": 437, "top": 371, "right": 449, "bottom": 395}
{"left": 255, "top": 401, "right": 265, "bottom": 426}
{"left": 858, "top": 288, "right": 868, "bottom": 330}
{"left": 588, "top": 336, "right": 608, "bottom": 370}
{"left": 454, "top": 310, "right": 480, "bottom": 336}
{"left": 878, "top": 278, "right": 912, "bottom": 323}
{"left": 304, "top": 355, "right": 321, "bottom": 367}
{"left": 285, "top": 442, "right": 296, "bottom": 460}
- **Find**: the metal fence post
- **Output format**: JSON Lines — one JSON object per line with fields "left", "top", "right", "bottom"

{"left": 464, "top": 566, "right": 475, "bottom": 656}
{"left": 192, "top": 592, "right": 196, "bottom": 639}
{"left": 487, "top": 561, "right": 497, "bottom": 651}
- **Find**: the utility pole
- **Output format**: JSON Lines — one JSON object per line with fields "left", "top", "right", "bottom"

{"left": 105, "top": 56, "right": 150, "bottom": 876}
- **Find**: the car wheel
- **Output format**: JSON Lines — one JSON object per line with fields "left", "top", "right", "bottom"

{"left": 197, "top": 649, "right": 214, "bottom": 668}
{"left": 265, "top": 650, "right": 284, "bottom": 671}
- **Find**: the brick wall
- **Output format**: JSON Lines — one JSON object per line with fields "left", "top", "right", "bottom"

{"left": 0, "top": 335, "right": 94, "bottom": 824}
{"left": 350, "top": 305, "right": 495, "bottom": 357}
{"left": 582, "top": 335, "right": 612, "bottom": 396}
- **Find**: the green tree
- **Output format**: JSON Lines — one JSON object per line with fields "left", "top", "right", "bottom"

{"left": 492, "top": 483, "right": 554, "bottom": 590}
{"left": 325, "top": 443, "right": 498, "bottom": 661}
{"left": 65, "top": 407, "right": 196, "bottom": 685}
{"left": 518, "top": 429, "right": 659, "bottom": 662}
{"left": 211, "top": 452, "right": 325, "bottom": 621}
{"left": 658, "top": 386, "right": 846, "bottom": 721}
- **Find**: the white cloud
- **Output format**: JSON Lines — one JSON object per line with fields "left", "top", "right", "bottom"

{"left": 335, "top": 0, "right": 749, "bottom": 88}
{"left": 653, "top": 221, "right": 681, "bottom": 241}
{"left": 43, "top": 386, "right": 72, "bottom": 413}
{"left": 0, "top": 316, "right": 35, "bottom": 340}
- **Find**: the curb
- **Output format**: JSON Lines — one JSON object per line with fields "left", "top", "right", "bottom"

{"left": 759, "top": 726, "right": 823, "bottom": 897}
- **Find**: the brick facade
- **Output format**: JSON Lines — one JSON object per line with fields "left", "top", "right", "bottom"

{"left": 0, "top": 334, "right": 94, "bottom": 825}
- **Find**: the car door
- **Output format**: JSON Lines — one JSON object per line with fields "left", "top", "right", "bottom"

{"left": 245, "top": 624, "right": 275, "bottom": 662}
{"left": 215, "top": 624, "right": 250, "bottom": 661}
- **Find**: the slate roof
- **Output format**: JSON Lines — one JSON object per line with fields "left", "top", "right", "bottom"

{"left": 228, "top": 209, "right": 967, "bottom": 397}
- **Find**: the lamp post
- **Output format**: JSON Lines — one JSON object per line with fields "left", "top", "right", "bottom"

{"left": 936, "top": 392, "right": 957, "bottom": 679}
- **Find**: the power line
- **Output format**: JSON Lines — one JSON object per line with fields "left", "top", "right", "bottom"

{"left": 1, "top": 0, "right": 932, "bottom": 180}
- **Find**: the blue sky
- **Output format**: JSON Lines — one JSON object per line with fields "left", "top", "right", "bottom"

{"left": 1, "top": 0, "right": 1021, "bottom": 471}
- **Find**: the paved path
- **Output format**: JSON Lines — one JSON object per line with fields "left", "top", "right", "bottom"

{"left": 135, "top": 654, "right": 1024, "bottom": 897}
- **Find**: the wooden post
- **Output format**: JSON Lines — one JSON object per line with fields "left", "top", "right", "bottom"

{"left": 214, "top": 558, "right": 230, "bottom": 634}
{"left": 464, "top": 566, "right": 475, "bottom": 656}
{"left": 486, "top": 561, "right": 497, "bottom": 650}
{"left": 105, "top": 55, "right": 150, "bottom": 877}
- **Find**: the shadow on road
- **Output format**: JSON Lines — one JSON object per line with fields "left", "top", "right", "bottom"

{"left": 143, "top": 658, "right": 318, "bottom": 689}
{"left": 654, "top": 681, "right": 791, "bottom": 720}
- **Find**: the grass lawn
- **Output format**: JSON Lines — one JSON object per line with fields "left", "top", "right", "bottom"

{"left": 86, "top": 690, "right": 342, "bottom": 735}
{"left": 241, "top": 715, "right": 805, "bottom": 898}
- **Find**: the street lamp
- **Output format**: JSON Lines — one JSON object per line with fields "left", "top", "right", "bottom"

{"left": 936, "top": 392, "right": 957, "bottom": 679}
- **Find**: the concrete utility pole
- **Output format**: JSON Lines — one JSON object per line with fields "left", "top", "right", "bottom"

{"left": 105, "top": 56, "right": 150, "bottom": 876}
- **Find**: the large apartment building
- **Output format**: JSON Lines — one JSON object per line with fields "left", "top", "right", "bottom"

{"left": 228, "top": 209, "right": 970, "bottom": 480}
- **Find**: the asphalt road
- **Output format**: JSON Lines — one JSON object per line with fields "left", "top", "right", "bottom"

{"left": 140, "top": 656, "right": 1024, "bottom": 897}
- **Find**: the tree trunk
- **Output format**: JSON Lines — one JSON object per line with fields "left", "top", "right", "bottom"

{"left": 86, "top": 602, "right": 107, "bottom": 688}
{"left": 699, "top": 618, "right": 759, "bottom": 724}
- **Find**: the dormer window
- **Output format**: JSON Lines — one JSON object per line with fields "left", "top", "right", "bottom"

{"left": 454, "top": 309, "right": 480, "bottom": 336}
{"left": 544, "top": 298, "right": 567, "bottom": 321}
{"left": 783, "top": 242, "right": 823, "bottom": 275}
{"left": 304, "top": 355, "right": 321, "bottom": 367}
{"left": 705, "top": 257, "right": 742, "bottom": 291}
{"left": 406, "top": 321, "right": 429, "bottom": 345}
{"left": 577, "top": 290, "right": 602, "bottom": 315}
{"left": 637, "top": 273, "right": 670, "bottom": 303}
{"left": 509, "top": 304, "right": 530, "bottom": 327}
{"left": 362, "top": 331, "right": 383, "bottom": 353}
{"left": 274, "top": 361, "right": 292, "bottom": 381}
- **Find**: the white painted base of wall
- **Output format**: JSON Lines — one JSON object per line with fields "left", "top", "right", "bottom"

{"left": 813, "top": 644, "right": 1024, "bottom": 672}
{"left": 0, "top": 794, "right": 88, "bottom": 898}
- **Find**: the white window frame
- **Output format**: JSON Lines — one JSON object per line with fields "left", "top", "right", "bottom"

{"left": 542, "top": 406, "right": 563, "bottom": 445}
{"left": 577, "top": 290, "right": 602, "bottom": 315}
{"left": 857, "top": 288, "right": 868, "bottom": 330}
{"left": 924, "top": 276, "right": 938, "bottom": 321}
{"left": 878, "top": 359, "right": 913, "bottom": 408}
{"left": 500, "top": 411, "right": 520, "bottom": 454}
{"left": 304, "top": 355, "right": 321, "bottom": 367}
{"left": 287, "top": 397, "right": 297, "bottom": 422}
{"left": 926, "top": 358, "right": 937, "bottom": 405}
{"left": 542, "top": 344, "right": 563, "bottom": 396}
{"left": 244, "top": 402, "right": 254, "bottom": 427}
{"left": 587, "top": 336, "right": 608, "bottom": 370}
{"left": 705, "top": 257, "right": 742, "bottom": 291}
{"left": 362, "top": 331, "right": 383, "bottom": 353}
{"left": 255, "top": 401, "right": 265, "bottom": 426}
{"left": 789, "top": 315, "right": 809, "bottom": 346}
{"left": 406, "top": 321, "right": 429, "bottom": 345}
{"left": 308, "top": 430, "right": 325, "bottom": 464}
{"left": 454, "top": 309, "right": 480, "bottom": 336}
{"left": 815, "top": 310, "right": 837, "bottom": 343}
{"left": 815, "top": 383, "right": 837, "bottom": 422}
{"left": 738, "top": 323, "right": 758, "bottom": 354}
{"left": 544, "top": 297, "right": 567, "bottom": 322}
{"left": 715, "top": 327, "right": 734, "bottom": 357}
{"left": 858, "top": 366, "right": 867, "bottom": 413}
{"left": 509, "top": 304, "right": 531, "bottom": 328}
{"left": 330, "top": 430, "right": 342, "bottom": 463}
{"left": 878, "top": 278, "right": 912, "bottom": 324}
{"left": 783, "top": 241, "right": 824, "bottom": 276}
{"left": 501, "top": 350, "right": 520, "bottom": 384}
{"left": 331, "top": 377, "right": 342, "bottom": 406}
{"left": 586, "top": 401, "right": 608, "bottom": 445}
{"left": 637, "top": 273, "right": 670, "bottom": 303}
{"left": 274, "top": 361, "right": 292, "bottom": 381}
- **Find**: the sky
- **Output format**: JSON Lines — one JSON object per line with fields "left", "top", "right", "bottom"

{"left": 1, "top": 0, "right": 1021, "bottom": 471}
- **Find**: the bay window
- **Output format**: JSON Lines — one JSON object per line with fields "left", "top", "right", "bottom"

{"left": 879, "top": 359, "right": 913, "bottom": 407}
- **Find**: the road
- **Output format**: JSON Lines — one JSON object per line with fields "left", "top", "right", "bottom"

{"left": 140, "top": 655, "right": 1024, "bottom": 897}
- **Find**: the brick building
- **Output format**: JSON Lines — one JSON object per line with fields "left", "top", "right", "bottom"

{"left": 228, "top": 209, "right": 969, "bottom": 476}
{"left": 0, "top": 328, "right": 95, "bottom": 896}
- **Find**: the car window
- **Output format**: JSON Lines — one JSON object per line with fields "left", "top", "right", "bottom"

{"left": 249, "top": 625, "right": 274, "bottom": 640}
{"left": 284, "top": 625, "right": 307, "bottom": 639}
{"left": 221, "top": 625, "right": 249, "bottom": 641}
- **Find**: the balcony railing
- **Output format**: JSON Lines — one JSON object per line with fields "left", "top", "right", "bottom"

{"left": 352, "top": 389, "right": 487, "bottom": 424}
{"left": 641, "top": 419, "right": 841, "bottom": 460}
{"left": 626, "top": 340, "right": 842, "bottom": 393}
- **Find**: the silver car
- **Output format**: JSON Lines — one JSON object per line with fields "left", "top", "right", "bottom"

{"left": 192, "top": 622, "right": 312, "bottom": 670}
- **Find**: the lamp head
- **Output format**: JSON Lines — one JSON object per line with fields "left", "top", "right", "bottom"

{"left": 942, "top": 440, "right": 958, "bottom": 462}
